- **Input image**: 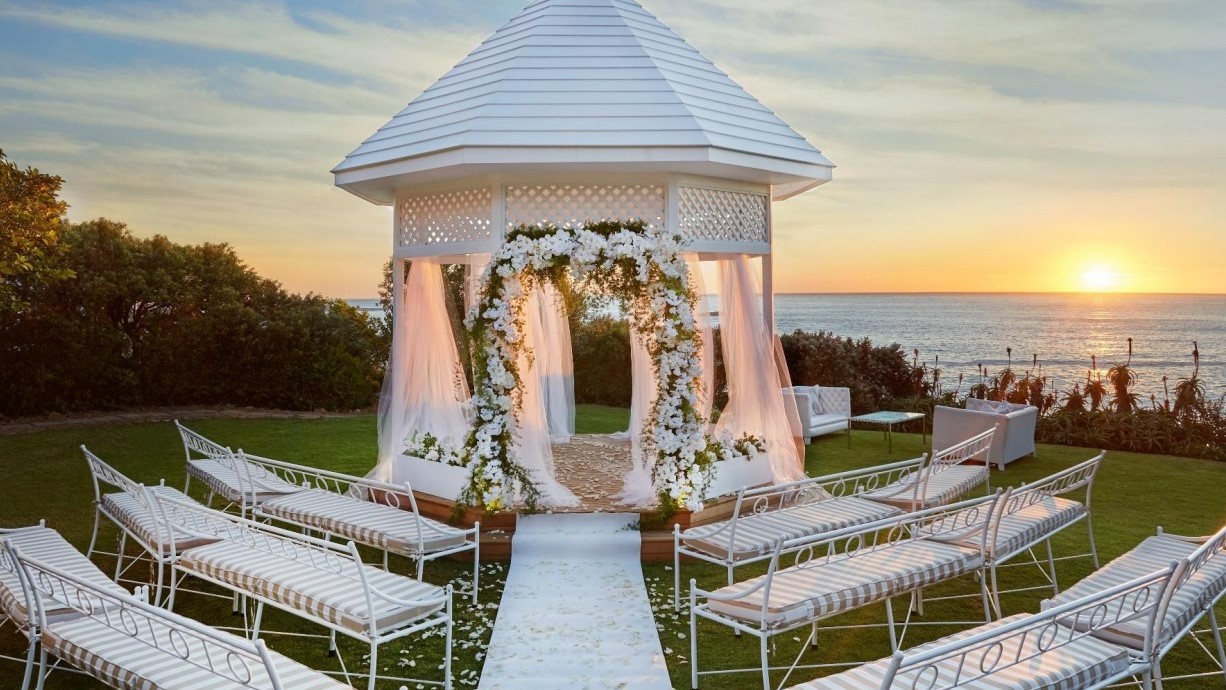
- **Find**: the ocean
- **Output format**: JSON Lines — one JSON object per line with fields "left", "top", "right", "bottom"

{"left": 348, "top": 293, "right": 1226, "bottom": 402}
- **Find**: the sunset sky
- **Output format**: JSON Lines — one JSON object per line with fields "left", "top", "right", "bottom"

{"left": 2, "top": 0, "right": 1224, "bottom": 297}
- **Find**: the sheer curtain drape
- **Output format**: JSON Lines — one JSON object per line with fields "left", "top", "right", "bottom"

{"left": 618, "top": 255, "right": 715, "bottom": 504}
{"left": 373, "top": 259, "right": 471, "bottom": 484}
{"left": 713, "top": 255, "right": 805, "bottom": 483}
{"left": 514, "top": 283, "right": 579, "bottom": 506}
{"left": 532, "top": 283, "right": 575, "bottom": 442}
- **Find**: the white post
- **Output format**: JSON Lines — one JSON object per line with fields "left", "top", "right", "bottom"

{"left": 389, "top": 256, "right": 407, "bottom": 446}
{"left": 762, "top": 191, "right": 776, "bottom": 334}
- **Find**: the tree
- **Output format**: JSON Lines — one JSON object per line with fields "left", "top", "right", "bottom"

{"left": 0, "top": 149, "right": 73, "bottom": 314}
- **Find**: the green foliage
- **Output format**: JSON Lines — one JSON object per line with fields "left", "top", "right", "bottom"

{"left": 0, "top": 149, "right": 74, "bottom": 315}
{"left": 779, "top": 330, "right": 917, "bottom": 414}
{"left": 571, "top": 316, "right": 633, "bottom": 406}
{"left": 1, "top": 220, "right": 382, "bottom": 416}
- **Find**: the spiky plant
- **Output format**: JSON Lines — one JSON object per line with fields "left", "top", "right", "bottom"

{"left": 1172, "top": 341, "right": 1206, "bottom": 419}
{"left": 1107, "top": 338, "right": 1139, "bottom": 413}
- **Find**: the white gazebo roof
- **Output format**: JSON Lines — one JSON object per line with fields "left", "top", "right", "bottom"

{"left": 333, "top": 0, "right": 834, "bottom": 204}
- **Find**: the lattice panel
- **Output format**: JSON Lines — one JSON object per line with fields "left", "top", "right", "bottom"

{"left": 397, "top": 188, "right": 493, "bottom": 247}
{"left": 505, "top": 185, "right": 665, "bottom": 230}
{"left": 678, "top": 186, "right": 768, "bottom": 244}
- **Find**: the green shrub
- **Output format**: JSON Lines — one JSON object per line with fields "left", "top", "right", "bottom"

{"left": 780, "top": 330, "right": 917, "bottom": 414}
{"left": 0, "top": 221, "right": 381, "bottom": 416}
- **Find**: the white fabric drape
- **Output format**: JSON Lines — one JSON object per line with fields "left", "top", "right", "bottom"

{"left": 713, "top": 256, "right": 805, "bottom": 484}
{"left": 617, "top": 255, "right": 714, "bottom": 505}
{"left": 530, "top": 284, "right": 575, "bottom": 442}
{"left": 512, "top": 283, "right": 578, "bottom": 506}
{"left": 373, "top": 259, "right": 471, "bottom": 484}
{"left": 616, "top": 320, "right": 659, "bottom": 504}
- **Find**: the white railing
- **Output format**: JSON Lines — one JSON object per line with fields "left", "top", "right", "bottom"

{"left": 888, "top": 565, "right": 1182, "bottom": 690}
{"left": 2, "top": 540, "right": 288, "bottom": 690}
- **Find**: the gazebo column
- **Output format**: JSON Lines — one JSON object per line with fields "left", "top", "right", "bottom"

{"left": 390, "top": 256, "right": 407, "bottom": 442}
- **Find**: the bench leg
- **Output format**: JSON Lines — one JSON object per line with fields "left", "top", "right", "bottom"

{"left": 1207, "top": 608, "right": 1226, "bottom": 685}
{"left": 978, "top": 569, "right": 993, "bottom": 623}
{"left": 1087, "top": 513, "right": 1101, "bottom": 569}
{"left": 1045, "top": 539, "right": 1060, "bottom": 595}
{"left": 251, "top": 601, "right": 265, "bottom": 638}
{"left": 86, "top": 506, "right": 102, "bottom": 560}
{"left": 473, "top": 522, "right": 482, "bottom": 606}
{"left": 885, "top": 596, "right": 898, "bottom": 652}
{"left": 729, "top": 564, "right": 741, "bottom": 637}
{"left": 367, "top": 641, "right": 378, "bottom": 690}
{"left": 20, "top": 634, "right": 36, "bottom": 690}
{"left": 673, "top": 525, "right": 681, "bottom": 613}
{"left": 445, "top": 592, "right": 455, "bottom": 690}
{"left": 759, "top": 634, "right": 771, "bottom": 690}
{"left": 33, "top": 646, "right": 48, "bottom": 690}
{"left": 328, "top": 630, "right": 338, "bottom": 657}
{"left": 690, "top": 584, "right": 700, "bottom": 690}
{"left": 989, "top": 562, "right": 1003, "bottom": 620}
{"left": 112, "top": 531, "right": 127, "bottom": 582}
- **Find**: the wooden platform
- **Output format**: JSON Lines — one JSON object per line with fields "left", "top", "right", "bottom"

{"left": 411, "top": 434, "right": 740, "bottom": 561}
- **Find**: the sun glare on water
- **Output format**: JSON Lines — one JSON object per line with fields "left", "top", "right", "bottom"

{"left": 1081, "top": 266, "right": 1118, "bottom": 292}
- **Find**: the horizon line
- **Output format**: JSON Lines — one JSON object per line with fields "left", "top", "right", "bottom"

{"left": 341, "top": 290, "right": 1226, "bottom": 300}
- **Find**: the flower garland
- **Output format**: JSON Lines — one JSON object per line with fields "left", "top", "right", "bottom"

{"left": 463, "top": 220, "right": 762, "bottom": 513}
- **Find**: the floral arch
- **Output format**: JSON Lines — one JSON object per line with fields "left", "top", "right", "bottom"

{"left": 462, "top": 221, "right": 761, "bottom": 512}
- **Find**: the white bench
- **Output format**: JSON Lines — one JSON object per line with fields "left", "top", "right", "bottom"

{"left": 688, "top": 494, "right": 1002, "bottom": 689}
{"left": 1047, "top": 523, "right": 1226, "bottom": 686}
{"left": 3, "top": 537, "right": 351, "bottom": 690}
{"left": 82, "top": 446, "right": 219, "bottom": 606}
{"left": 240, "top": 451, "right": 481, "bottom": 604}
{"left": 935, "top": 451, "right": 1105, "bottom": 618}
{"left": 150, "top": 491, "right": 454, "bottom": 690}
{"left": 787, "top": 562, "right": 1185, "bottom": 690}
{"left": 862, "top": 426, "right": 996, "bottom": 511}
{"left": 175, "top": 421, "right": 301, "bottom": 515}
{"left": 672, "top": 456, "right": 925, "bottom": 610}
{"left": 1, "top": 522, "right": 131, "bottom": 690}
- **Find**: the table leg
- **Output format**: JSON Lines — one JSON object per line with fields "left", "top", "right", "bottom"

{"left": 887, "top": 424, "right": 894, "bottom": 454}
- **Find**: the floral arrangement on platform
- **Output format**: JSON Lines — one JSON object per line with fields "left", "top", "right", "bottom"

{"left": 404, "top": 432, "right": 468, "bottom": 468}
{"left": 463, "top": 220, "right": 763, "bottom": 512}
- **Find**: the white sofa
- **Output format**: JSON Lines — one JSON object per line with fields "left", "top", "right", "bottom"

{"left": 783, "top": 385, "right": 852, "bottom": 443}
{"left": 933, "top": 398, "right": 1038, "bottom": 469}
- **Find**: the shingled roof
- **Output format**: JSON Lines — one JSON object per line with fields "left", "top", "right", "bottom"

{"left": 334, "top": 0, "right": 833, "bottom": 203}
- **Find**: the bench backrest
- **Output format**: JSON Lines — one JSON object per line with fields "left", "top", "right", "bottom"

{"left": 81, "top": 445, "right": 145, "bottom": 503}
{"left": 884, "top": 561, "right": 1184, "bottom": 690}
{"left": 174, "top": 420, "right": 234, "bottom": 462}
{"left": 988, "top": 452, "right": 1105, "bottom": 548}
{"left": 238, "top": 451, "right": 450, "bottom": 553}
{"left": 734, "top": 455, "right": 927, "bottom": 516}
{"left": 1154, "top": 524, "right": 1226, "bottom": 651}
{"left": 738, "top": 494, "right": 1003, "bottom": 625}
{"left": 2, "top": 540, "right": 286, "bottom": 689}
{"left": 912, "top": 425, "right": 996, "bottom": 503}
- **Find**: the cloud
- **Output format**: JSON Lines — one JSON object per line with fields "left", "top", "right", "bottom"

{"left": 0, "top": 0, "right": 1223, "bottom": 296}
{"left": 0, "top": 1, "right": 484, "bottom": 90}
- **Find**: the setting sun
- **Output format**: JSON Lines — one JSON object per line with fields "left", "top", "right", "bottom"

{"left": 1081, "top": 266, "right": 1119, "bottom": 292}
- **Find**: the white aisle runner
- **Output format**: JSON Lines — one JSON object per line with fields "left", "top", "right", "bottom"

{"left": 477, "top": 513, "right": 672, "bottom": 690}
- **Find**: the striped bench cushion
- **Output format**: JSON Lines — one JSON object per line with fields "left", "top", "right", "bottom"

{"left": 864, "top": 465, "right": 989, "bottom": 511}
{"left": 789, "top": 614, "right": 1131, "bottom": 690}
{"left": 0, "top": 527, "right": 128, "bottom": 625}
{"left": 187, "top": 459, "right": 301, "bottom": 504}
{"left": 708, "top": 540, "right": 982, "bottom": 628}
{"left": 1047, "top": 534, "right": 1226, "bottom": 649}
{"left": 259, "top": 489, "right": 468, "bottom": 556}
{"left": 101, "top": 486, "right": 219, "bottom": 555}
{"left": 681, "top": 497, "right": 902, "bottom": 561}
{"left": 178, "top": 539, "right": 445, "bottom": 635}
{"left": 42, "top": 614, "right": 351, "bottom": 689}
{"left": 941, "top": 496, "right": 1086, "bottom": 557}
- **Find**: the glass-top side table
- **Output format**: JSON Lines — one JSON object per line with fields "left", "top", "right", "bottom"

{"left": 848, "top": 411, "right": 927, "bottom": 453}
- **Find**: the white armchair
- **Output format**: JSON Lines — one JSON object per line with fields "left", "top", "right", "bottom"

{"left": 783, "top": 386, "right": 852, "bottom": 443}
{"left": 932, "top": 399, "right": 1038, "bottom": 469}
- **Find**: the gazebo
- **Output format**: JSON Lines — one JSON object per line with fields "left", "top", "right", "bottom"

{"left": 333, "top": 0, "right": 834, "bottom": 514}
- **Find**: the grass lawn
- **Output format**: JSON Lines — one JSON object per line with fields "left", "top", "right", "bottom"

{"left": 1, "top": 406, "right": 1224, "bottom": 688}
